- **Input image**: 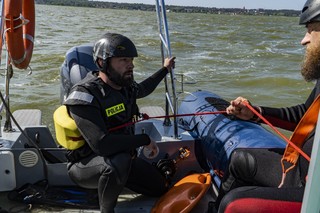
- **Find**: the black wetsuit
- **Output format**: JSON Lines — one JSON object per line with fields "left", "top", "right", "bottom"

{"left": 216, "top": 80, "right": 320, "bottom": 212}
{"left": 64, "top": 67, "right": 169, "bottom": 213}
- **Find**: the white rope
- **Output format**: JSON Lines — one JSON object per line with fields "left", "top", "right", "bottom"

{"left": 4, "top": 13, "right": 30, "bottom": 31}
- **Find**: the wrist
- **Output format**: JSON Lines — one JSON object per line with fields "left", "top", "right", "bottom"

{"left": 163, "top": 66, "right": 169, "bottom": 73}
{"left": 250, "top": 106, "right": 262, "bottom": 122}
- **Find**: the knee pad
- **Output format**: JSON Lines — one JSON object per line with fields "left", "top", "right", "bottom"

{"left": 229, "top": 150, "right": 257, "bottom": 180}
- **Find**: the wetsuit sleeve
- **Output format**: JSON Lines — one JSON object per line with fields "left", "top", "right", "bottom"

{"left": 260, "top": 87, "right": 316, "bottom": 131}
{"left": 136, "top": 67, "right": 168, "bottom": 98}
{"left": 68, "top": 104, "right": 151, "bottom": 156}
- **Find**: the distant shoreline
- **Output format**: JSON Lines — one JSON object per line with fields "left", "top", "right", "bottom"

{"left": 35, "top": 0, "right": 300, "bottom": 17}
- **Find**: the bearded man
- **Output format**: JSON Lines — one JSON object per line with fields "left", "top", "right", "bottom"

{"left": 214, "top": 0, "right": 320, "bottom": 212}
{"left": 64, "top": 33, "right": 175, "bottom": 213}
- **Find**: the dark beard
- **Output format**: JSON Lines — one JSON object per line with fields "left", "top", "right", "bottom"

{"left": 106, "top": 65, "right": 134, "bottom": 87}
{"left": 301, "top": 45, "right": 320, "bottom": 82}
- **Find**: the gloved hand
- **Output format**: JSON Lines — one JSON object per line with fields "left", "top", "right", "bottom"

{"left": 143, "top": 139, "right": 159, "bottom": 159}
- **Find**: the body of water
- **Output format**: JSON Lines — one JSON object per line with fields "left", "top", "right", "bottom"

{"left": 1, "top": 4, "right": 313, "bottom": 134}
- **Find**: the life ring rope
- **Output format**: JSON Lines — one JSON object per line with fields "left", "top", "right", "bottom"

{"left": 4, "top": 14, "right": 32, "bottom": 66}
{"left": 24, "top": 33, "right": 34, "bottom": 42}
{"left": 5, "top": 14, "right": 30, "bottom": 31}
{"left": 14, "top": 16, "right": 29, "bottom": 31}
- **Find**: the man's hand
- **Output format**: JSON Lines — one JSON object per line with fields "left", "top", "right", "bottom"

{"left": 226, "top": 97, "right": 256, "bottom": 120}
{"left": 163, "top": 56, "right": 176, "bottom": 70}
{"left": 143, "top": 139, "right": 159, "bottom": 159}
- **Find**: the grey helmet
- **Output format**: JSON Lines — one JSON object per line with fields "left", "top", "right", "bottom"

{"left": 300, "top": 0, "right": 320, "bottom": 24}
{"left": 93, "top": 33, "right": 138, "bottom": 71}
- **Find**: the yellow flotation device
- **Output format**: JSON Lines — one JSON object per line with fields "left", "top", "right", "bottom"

{"left": 53, "top": 105, "right": 85, "bottom": 150}
{"left": 151, "top": 173, "right": 211, "bottom": 213}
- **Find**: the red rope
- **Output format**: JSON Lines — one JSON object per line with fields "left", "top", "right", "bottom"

{"left": 108, "top": 103, "right": 310, "bottom": 162}
{"left": 109, "top": 103, "right": 311, "bottom": 162}
{"left": 142, "top": 111, "right": 227, "bottom": 120}
{"left": 108, "top": 111, "right": 227, "bottom": 132}
{"left": 243, "top": 101, "right": 310, "bottom": 162}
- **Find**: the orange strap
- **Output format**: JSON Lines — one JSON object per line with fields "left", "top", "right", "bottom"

{"left": 244, "top": 102, "right": 310, "bottom": 161}
{"left": 279, "top": 95, "right": 320, "bottom": 187}
{"left": 282, "top": 95, "right": 320, "bottom": 164}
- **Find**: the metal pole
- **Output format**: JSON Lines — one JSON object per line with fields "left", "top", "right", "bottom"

{"left": 0, "top": 0, "right": 5, "bottom": 135}
{"left": 0, "top": 0, "right": 4, "bottom": 62}
{"left": 155, "top": 0, "right": 178, "bottom": 138}
{"left": 155, "top": 0, "right": 171, "bottom": 127}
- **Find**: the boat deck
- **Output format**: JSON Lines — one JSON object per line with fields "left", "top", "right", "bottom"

{"left": 0, "top": 107, "right": 217, "bottom": 212}
{"left": 0, "top": 186, "right": 216, "bottom": 212}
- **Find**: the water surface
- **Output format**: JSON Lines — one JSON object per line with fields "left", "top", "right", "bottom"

{"left": 1, "top": 5, "right": 312, "bottom": 134}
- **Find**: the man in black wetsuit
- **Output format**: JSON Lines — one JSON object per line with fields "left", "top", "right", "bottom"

{"left": 64, "top": 33, "right": 175, "bottom": 213}
{"left": 215, "top": 0, "right": 320, "bottom": 212}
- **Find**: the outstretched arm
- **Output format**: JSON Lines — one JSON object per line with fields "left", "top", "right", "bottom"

{"left": 136, "top": 57, "right": 176, "bottom": 98}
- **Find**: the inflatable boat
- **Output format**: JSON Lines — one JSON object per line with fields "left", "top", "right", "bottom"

{"left": 1, "top": 0, "right": 320, "bottom": 212}
{"left": 0, "top": 41, "right": 288, "bottom": 212}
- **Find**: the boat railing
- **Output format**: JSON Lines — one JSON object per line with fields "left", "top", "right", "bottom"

{"left": 0, "top": 0, "right": 14, "bottom": 134}
{"left": 175, "top": 73, "right": 198, "bottom": 102}
{"left": 0, "top": 0, "right": 4, "bottom": 61}
{"left": 155, "top": 0, "right": 179, "bottom": 138}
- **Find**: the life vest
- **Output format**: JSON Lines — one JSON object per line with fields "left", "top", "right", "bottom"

{"left": 55, "top": 72, "right": 139, "bottom": 150}
{"left": 53, "top": 105, "right": 85, "bottom": 150}
{"left": 279, "top": 94, "right": 320, "bottom": 187}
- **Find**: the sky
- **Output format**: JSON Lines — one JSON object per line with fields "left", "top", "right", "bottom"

{"left": 100, "top": 0, "right": 306, "bottom": 10}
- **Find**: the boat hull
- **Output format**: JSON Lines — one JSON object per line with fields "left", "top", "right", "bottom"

{"left": 178, "top": 90, "right": 286, "bottom": 187}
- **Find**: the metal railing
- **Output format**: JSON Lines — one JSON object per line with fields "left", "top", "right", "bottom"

{"left": 155, "top": 0, "right": 179, "bottom": 138}
{"left": 0, "top": 0, "right": 14, "bottom": 132}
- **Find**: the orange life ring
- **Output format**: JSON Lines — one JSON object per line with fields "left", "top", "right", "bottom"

{"left": 4, "top": 0, "right": 35, "bottom": 69}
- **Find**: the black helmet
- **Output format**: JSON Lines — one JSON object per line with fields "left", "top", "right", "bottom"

{"left": 300, "top": 0, "right": 320, "bottom": 24}
{"left": 93, "top": 33, "right": 138, "bottom": 70}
